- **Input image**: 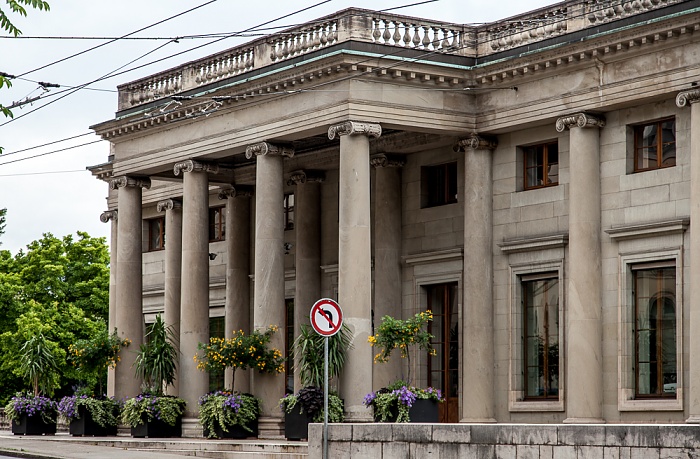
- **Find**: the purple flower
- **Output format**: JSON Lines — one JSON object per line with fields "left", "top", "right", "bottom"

{"left": 363, "top": 392, "right": 377, "bottom": 407}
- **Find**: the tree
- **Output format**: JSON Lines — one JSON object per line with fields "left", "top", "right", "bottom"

{"left": 0, "top": 208, "right": 6, "bottom": 242}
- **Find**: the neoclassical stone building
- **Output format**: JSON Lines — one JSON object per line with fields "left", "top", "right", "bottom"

{"left": 90, "top": 0, "right": 700, "bottom": 437}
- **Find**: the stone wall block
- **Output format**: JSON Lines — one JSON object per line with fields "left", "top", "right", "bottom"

{"left": 470, "top": 424, "right": 513, "bottom": 445}
{"left": 349, "top": 441, "right": 382, "bottom": 458}
{"left": 552, "top": 446, "right": 577, "bottom": 459}
{"left": 540, "top": 445, "right": 554, "bottom": 459}
{"left": 327, "top": 423, "right": 352, "bottom": 441}
{"left": 659, "top": 448, "right": 700, "bottom": 459}
{"left": 410, "top": 442, "right": 441, "bottom": 458}
{"left": 495, "top": 445, "right": 516, "bottom": 458}
{"left": 393, "top": 423, "right": 432, "bottom": 443}
{"left": 517, "top": 444, "right": 540, "bottom": 459}
{"left": 558, "top": 425, "right": 606, "bottom": 446}
{"left": 352, "top": 423, "right": 392, "bottom": 442}
{"left": 382, "top": 441, "right": 409, "bottom": 458}
{"left": 602, "top": 447, "right": 620, "bottom": 459}
{"left": 577, "top": 446, "right": 604, "bottom": 459}
{"left": 308, "top": 423, "right": 322, "bottom": 458}
{"left": 657, "top": 425, "right": 700, "bottom": 449}
{"left": 631, "top": 448, "right": 660, "bottom": 459}
{"left": 605, "top": 425, "right": 659, "bottom": 448}
{"left": 432, "top": 425, "right": 471, "bottom": 443}
{"left": 512, "top": 425, "right": 557, "bottom": 445}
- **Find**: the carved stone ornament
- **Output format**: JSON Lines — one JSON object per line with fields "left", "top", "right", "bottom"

{"left": 173, "top": 159, "right": 221, "bottom": 176}
{"left": 99, "top": 210, "right": 118, "bottom": 223}
{"left": 287, "top": 170, "right": 325, "bottom": 186}
{"left": 370, "top": 154, "right": 406, "bottom": 168}
{"left": 218, "top": 185, "right": 254, "bottom": 200}
{"left": 244, "top": 142, "right": 295, "bottom": 160}
{"left": 676, "top": 89, "right": 700, "bottom": 108}
{"left": 327, "top": 121, "right": 382, "bottom": 140}
{"left": 109, "top": 176, "right": 151, "bottom": 190}
{"left": 555, "top": 113, "right": 606, "bottom": 132}
{"left": 156, "top": 199, "right": 182, "bottom": 213}
{"left": 455, "top": 134, "right": 498, "bottom": 152}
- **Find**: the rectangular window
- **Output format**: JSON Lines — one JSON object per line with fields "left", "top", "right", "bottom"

{"left": 634, "top": 118, "right": 676, "bottom": 172}
{"left": 523, "top": 142, "right": 558, "bottom": 190}
{"left": 209, "top": 317, "right": 225, "bottom": 392}
{"left": 522, "top": 273, "right": 559, "bottom": 400}
{"left": 208, "top": 206, "right": 225, "bottom": 242}
{"left": 148, "top": 217, "right": 165, "bottom": 251}
{"left": 422, "top": 162, "right": 458, "bottom": 208}
{"left": 284, "top": 194, "right": 295, "bottom": 231}
{"left": 633, "top": 263, "right": 676, "bottom": 399}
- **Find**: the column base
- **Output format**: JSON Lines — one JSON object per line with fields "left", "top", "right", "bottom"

{"left": 459, "top": 417, "right": 497, "bottom": 424}
{"left": 685, "top": 415, "right": 700, "bottom": 424}
{"left": 258, "top": 416, "right": 285, "bottom": 439}
{"left": 563, "top": 417, "right": 605, "bottom": 424}
{"left": 181, "top": 417, "right": 203, "bottom": 438}
{"left": 345, "top": 407, "right": 373, "bottom": 423}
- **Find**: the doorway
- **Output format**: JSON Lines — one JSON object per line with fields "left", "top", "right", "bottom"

{"left": 427, "top": 282, "right": 459, "bottom": 423}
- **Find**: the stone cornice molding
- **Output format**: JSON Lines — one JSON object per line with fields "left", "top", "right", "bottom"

{"left": 244, "top": 142, "right": 294, "bottom": 159}
{"left": 287, "top": 170, "right": 325, "bottom": 186}
{"left": 173, "top": 159, "right": 227, "bottom": 176}
{"left": 455, "top": 134, "right": 498, "bottom": 152}
{"left": 370, "top": 154, "right": 405, "bottom": 168}
{"left": 328, "top": 121, "right": 382, "bottom": 140}
{"left": 109, "top": 176, "right": 151, "bottom": 190}
{"left": 156, "top": 199, "right": 182, "bottom": 212}
{"left": 676, "top": 89, "right": 700, "bottom": 108}
{"left": 99, "top": 210, "right": 118, "bottom": 223}
{"left": 218, "top": 185, "right": 254, "bottom": 199}
{"left": 555, "top": 112, "right": 606, "bottom": 132}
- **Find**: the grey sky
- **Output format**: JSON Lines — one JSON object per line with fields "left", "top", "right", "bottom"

{"left": 0, "top": 0, "right": 556, "bottom": 254}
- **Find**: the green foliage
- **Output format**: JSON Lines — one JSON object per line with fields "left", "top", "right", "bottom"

{"left": 69, "top": 328, "right": 130, "bottom": 395}
{"left": 57, "top": 395, "right": 121, "bottom": 428}
{"left": 0, "top": 0, "right": 49, "bottom": 36}
{"left": 280, "top": 387, "right": 344, "bottom": 423}
{"left": 293, "top": 324, "right": 352, "bottom": 388}
{"left": 4, "top": 392, "right": 56, "bottom": 424}
{"left": 364, "top": 380, "right": 443, "bottom": 423}
{"left": 0, "top": 208, "right": 6, "bottom": 241}
{"left": 134, "top": 315, "right": 178, "bottom": 396}
{"left": 195, "top": 326, "right": 285, "bottom": 389}
{"left": 19, "top": 332, "right": 59, "bottom": 396}
{"left": 122, "top": 394, "right": 186, "bottom": 428}
{"left": 198, "top": 392, "right": 260, "bottom": 438}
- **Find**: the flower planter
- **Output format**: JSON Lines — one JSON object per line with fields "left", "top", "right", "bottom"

{"left": 12, "top": 414, "right": 57, "bottom": 435}
{"left": 204, "top": 418, "right": 258, "bottom": 439}
{"left": 69, "top": 406, "right": 117, "bottom": 436}
{"left": 284, "top": 409, "right": 313, "bottom": 440}
{"left": 373, "top": 398, "right": 439, "bottom": 423}
{"left": 131, "top": 416, "right": 182, "bottom": 438}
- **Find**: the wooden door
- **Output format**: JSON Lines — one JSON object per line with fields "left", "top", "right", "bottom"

{"left": 427, "top": 283, "right": 459, "bottom": 423}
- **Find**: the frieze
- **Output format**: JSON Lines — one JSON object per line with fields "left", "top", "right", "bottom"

{"left": 99, "top": 210, "right": 118, "bottom": 223}
{"left": 327, "top": 121, "right": 382, "bottom": 140}
{"left": 370, "top": 154, "right": 405, "bottom": 168}
{"left": 245, "top": 142, "right": 295, "bottom": 160}
{"left": 218, "top": 186, "right": 254, "bottom": 199}
{"left": 287, "top": 170, "right": 325, "bottom": 186}
{"left": 455, "top": 134, "right": 498, "bottom": 152}
{"left": 676, "top": 89, "right": 700, "bottom": 108}
{"left": 156, "top": 199, "right": 182, "bottom": 212}
{"left": 109, "top": 176, "right": 151, "bottom": 190}
{"left": 555, "top": 113, "right": 605, "bottom": 132}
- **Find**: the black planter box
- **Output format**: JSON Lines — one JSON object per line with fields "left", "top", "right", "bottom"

{"left": 131, "top": 416, "right": 182, "bottom": 438}
{"left": 204, "top": 418, "right": 258, "bottom": 439}
{"left": 69, "top": 406, "right": 118, "bottom": 436}
{"left": 12, "top": 413, "right": 57, "bottom": 435}
{"left": 374, "top": 398, "right": 439, "bottom": 423}
{"left": 284, "top": 409, "right": 313, "bottom": 440}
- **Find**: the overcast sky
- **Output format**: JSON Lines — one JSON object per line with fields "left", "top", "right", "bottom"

{"left": 0, "top": 0, "right": 557, "bottom": 254}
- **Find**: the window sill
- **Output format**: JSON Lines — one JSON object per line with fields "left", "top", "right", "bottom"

{"left": 618, "top": 389, "right": 683, "bottom": 411}
{"left": 510, "top": 396, "right": 564, "bottom": 412}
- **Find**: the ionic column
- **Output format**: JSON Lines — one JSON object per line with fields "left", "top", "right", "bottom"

{"left": 157, "top": 198, "right": 183, "bottom": 396}
{"left": 173, "top": 160, "right": 213, "bottom": 418}
{"left": 370, "top": 154, "right": 405, "bottom": 389}
{"left": 218, "top": 186, "right": 254, "bottom": 393}
{"left": 288, "top": 170, "right": 324, "bottom": 392}
{"left": 677, "top": 89, "right": 700, "bottom": 423}
{"left": 458, "top": 134, "right": 498, "bottom": 423}
{"left": 245, "top": 142, "right": 294, "bottom": 437}
{"left": 100, "top": 209, "right": 118, "bottom": 398}
{"left": 328, "top": 120, "right": 382, "bottom": 422}
{"left": 109, "top": 176, "right": 150, "bottom": 400}
{"left": 556, "top": 113, "right": 606, "bottom": 423}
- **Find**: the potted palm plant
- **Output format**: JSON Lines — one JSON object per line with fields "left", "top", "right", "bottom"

{"left": 280, "top": 324, "right": 350, "bottom": 440}
{"left": 194, "top": 326, "right": 284, "bottom": 438}
{"left": 122, "top": 315, "right": 185, "bottom": 437}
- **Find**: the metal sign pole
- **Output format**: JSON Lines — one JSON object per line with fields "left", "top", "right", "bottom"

{"left": 323, "top": 336, "right": 329, "bottom": 459}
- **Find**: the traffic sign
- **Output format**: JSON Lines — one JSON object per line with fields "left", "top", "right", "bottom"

{"left": 310, "top": 298, "right": 343, "bottom": 337}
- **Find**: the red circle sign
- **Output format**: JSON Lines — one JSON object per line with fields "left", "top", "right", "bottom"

{"left": 310, "top": 298, "right": 343, "bottom": 337}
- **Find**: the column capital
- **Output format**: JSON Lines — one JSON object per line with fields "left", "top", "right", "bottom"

{"left": 676, "top": 88, "right": 700, "bottom": 108}
{"left": 109, "top": 175, "right": 151, "bottom": 190}
{"left": 555, "top": 112, "right": 606, "bottom": 132}
{"left": 156, "top": 199, "right": 182, "bottom": 212}
{"left": 100, "top": 210, "right": 118, "bottom": 223}
{"left": 218, "top": 185, "right": 254, "bottom": 200}
{"left": 328, "top": 121, "right": 382, "bottom": 140}
{"left": 370, "top": 153, "right": 405, "bottom": 168}
{"left": 244, "top": 142, "right": 295, "bottom": 160}
{"left": 287, "top": 170, "right": 325, "bottom": 186}
{"left": 173, "top": 159, "right": 227, "bottom": 176}
{"left": 455, "top": 134, "right": 498, "bottom": 152}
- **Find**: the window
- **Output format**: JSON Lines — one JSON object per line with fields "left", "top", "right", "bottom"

{"left": 209, "top": 317, "right": 225, "bottom": 392}
{"left": 633, "top": 263, "right": 676, "bottom": 399}
{"left": 422, "top": 162, "right": 457, "bottom": 208}
{"left": 522, "top": 273, "right": 559, "bottom": 400}
{"left": 284, "top": 193, "right": 295, "bottom": 231}
{"left": 523, "top": 142, "right": 558, "bottom": 190}
{"left": 209, "top": 206, "right": 225, "bottom": 242}
{"left": 148, "top": 217, "right": 165, "bottom": 251}
{"left": 634, "top": 118, "right": 676, "bottom": 172}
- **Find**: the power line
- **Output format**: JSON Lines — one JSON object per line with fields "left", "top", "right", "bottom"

{"left": 0, "top": 140, "right": 103, "bottom": 167}
{"left": 1, "top": 132, "right": 94, "bottom": 157}
{"left": 0, "top": 169, "right": 84, "bottom": 177}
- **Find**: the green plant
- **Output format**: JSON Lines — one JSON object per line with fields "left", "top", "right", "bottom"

{"left": 363, "top": 380, "right": 443, "bottom": 423}
{"left": 57, "top": 395, "right": 120, "bottom": 428}
{"left": 293, "top": 324, "right": 352, "bottom": 388}
{"left": 368, "top": 310, "right": 435, "bottom": 385}
{"left": 134, "top": 315, "right": 177, "bottom": 395}
{"left": 19, "top": 332, "right": 59, "bottom": 397}
{"left": 68, "top": 328, "right": 130, "bottom": 395}
{"left": 194, "top": 326, "right": 285, "bottom": 389}
{"left": 280, "top": 386, "right": 344, "bottom": 423}
{"left": 4, "top": 392, "right": 57, "bottom": 424}
{"left": 121, "top": 394, "right": 186, "bottom": 428}
{"left": 198, "top": 391, "right": 260, "bottom": 438}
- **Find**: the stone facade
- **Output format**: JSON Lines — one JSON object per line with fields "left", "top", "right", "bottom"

{"left": 90, "top": 0, "right": 700, "bottom": 437}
